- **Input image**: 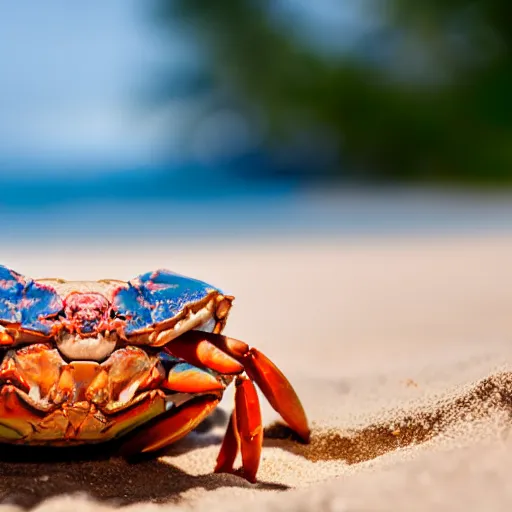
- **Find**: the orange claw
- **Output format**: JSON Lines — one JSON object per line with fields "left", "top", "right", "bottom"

{"left": 165, "top": 337, "right": 243, "bottom": 375}
{"left": 176, "top": 331, "right": 311, "bottom": 444}
{"left": 164, "top": 363, "right": 224, "bottom": 393}
{"left": 243, "top": 348, "right": 310, "bottom": 443}
{"left": 214, "top": 410, "right": 239, "bottom": 475}
{"left": 234, "top": 376, "right": 263, "bottom": 483}
{"left": 119, "top": 396, "right": 220, "bottom": 456}
{"left": 215, "top": 377, "right": 263, "bottom": 483}
{"left": 0, "top": 331, "right": 14, "bottom": 346}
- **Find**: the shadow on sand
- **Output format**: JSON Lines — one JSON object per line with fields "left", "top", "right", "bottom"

{"left": 4, "top": 372, "right": 512, "bottom": 508}
{"left": 0, "top": 409, "right": 287, "bottom": 509}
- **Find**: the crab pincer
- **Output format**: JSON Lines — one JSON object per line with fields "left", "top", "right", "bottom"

{"left": 160, "top": 330, "right": 310, "bottom": 482}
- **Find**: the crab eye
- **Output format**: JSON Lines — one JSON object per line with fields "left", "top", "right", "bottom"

{"left": 109, "top": 310, "right": 126, "bottom": 321}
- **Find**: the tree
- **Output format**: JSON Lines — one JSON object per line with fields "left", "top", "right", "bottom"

{"left": 151, "top": 0, "right": 512, "bottom": 184}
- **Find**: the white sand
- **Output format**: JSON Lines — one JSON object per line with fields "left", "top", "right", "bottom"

{"left": 2, "top": 234, "right": 512, "bottom": 511}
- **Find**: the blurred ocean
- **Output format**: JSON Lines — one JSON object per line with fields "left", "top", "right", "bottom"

{"left": 3, "top": 163, "right": 512, "bottom": 244}
{"left": 3, "top": 1, "right": 512, "bottom": 251}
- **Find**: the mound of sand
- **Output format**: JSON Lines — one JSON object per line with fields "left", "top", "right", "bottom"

{"left": 1, "top": 235, "right": 512, "bottom": 511}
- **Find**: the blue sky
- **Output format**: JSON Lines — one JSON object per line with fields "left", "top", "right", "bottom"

{"left": 0, "top": 1, "right": 193, "bottom": 171}
{"left": 0, "top": 1, "right": 365, "bottom": 174}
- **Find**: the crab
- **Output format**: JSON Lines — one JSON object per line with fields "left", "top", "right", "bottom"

{"left": 0, "top": 265, "right": 309, "bottom": 482}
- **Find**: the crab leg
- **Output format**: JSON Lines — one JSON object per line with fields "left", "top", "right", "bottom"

{"left": 214, "top": 410, "right": 239, "bottom": 475}
{"left": 161, "top": 339, "right": 243, "bottom": 375}
{"left": 119, "top": 359, "right": 226, "bottom": 455}
{"left": 235, "top": 377, "right": 263, "bottom": 482}
{"left": 164, "top": 362, "right": 224, "bottom": 393}
{"left": 0, "top": 327, "right": 14, "bottom": 346}
{"left": 213, "top": 377, "right": 263, "bottom": 482}
{"left": 119, "top": 395, "right": 220, "bottom": 456}
{"left": 165, "top": 331, "right": 310, "bottom": 443}
{"left": 242, "top": 349, "right": 310, "bottom": 441}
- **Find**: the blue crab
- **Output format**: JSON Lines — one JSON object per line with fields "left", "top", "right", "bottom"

{"left": 0, "top": 265, "right": 310, "bottom": 482}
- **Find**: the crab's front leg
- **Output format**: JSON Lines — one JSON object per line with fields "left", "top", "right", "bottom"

{"left": 165, "top": 331, "right": 310, "bottom": 442}
{"left": 119, "top": 394, "right": 222, "bottom": 456}
{"left": 0, "top": 326, "right": 15, "bottom": 346}
{"left": 118, "top": 353, "right": 264, "bottom": 482}
{"left": 163, "top": 331, "right": 310, "bottom": 482}
{"left": 214, "top": 376, "right": 264, "bottom": 482}
{"left": 120, "top": 331, "right": 308, "bottom": 482}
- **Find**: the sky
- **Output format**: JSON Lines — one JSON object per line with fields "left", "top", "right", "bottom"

{"left": 0, "top": 1, "right": 193, "bottom": 171}
{"left": 0, "top": 1, "right": 364, "bottom": 175}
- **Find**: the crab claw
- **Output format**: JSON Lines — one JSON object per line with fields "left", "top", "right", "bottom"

{"left": 214, "top": 410, "right": 239, "bottom": 476}
{"left": 167, "top": 331, "right": 310, "bottom": 443}
{"left": 242, "top": 348, "right": 310, "bottom": 443}
{"left": 215, "top": 376, "right": 263, "bottom": 483}
{"left": 0, "top": 330, "right": 14, "bottom": 346}
{"left": 163, "top": 337, "right": 243, "bottom": 375}
{"left": 120, "top": 395, "right": 220, "bottom": 456}
{"left": 164, "top": 362, "right": 224, "bottom": 393}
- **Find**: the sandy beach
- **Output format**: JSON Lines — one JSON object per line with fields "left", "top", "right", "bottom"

{"left": 1, "top": 233, "right": 512, "bottom": 511}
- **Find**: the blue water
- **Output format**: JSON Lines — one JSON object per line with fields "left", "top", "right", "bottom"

{"left": 2, "top": 165, "right": 512, "bottom": 242}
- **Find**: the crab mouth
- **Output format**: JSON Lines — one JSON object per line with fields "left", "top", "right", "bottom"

{"left": 56, "top": 331, "right": 119, "bottom": 362}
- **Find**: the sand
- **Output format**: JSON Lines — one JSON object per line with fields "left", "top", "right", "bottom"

{"left": 2, "top": 233, "right": 512, "bottom": 511}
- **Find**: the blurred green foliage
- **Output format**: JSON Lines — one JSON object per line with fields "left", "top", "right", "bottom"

{"left": 153, "top": 0, "right": 512, "bottom": 183}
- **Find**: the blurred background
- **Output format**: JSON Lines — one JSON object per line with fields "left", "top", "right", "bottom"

{"left": 2, "top": 0, "right": 512, "bottom": 245}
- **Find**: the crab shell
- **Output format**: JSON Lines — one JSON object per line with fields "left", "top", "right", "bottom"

{"left": 0, "top": 266, "right": 234, "bottom": 444}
